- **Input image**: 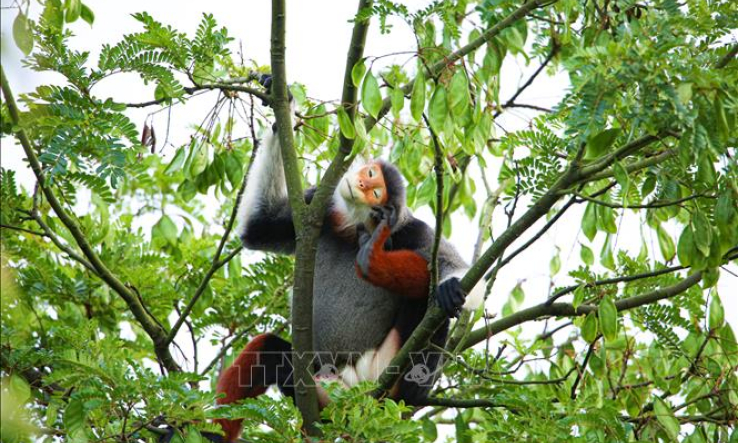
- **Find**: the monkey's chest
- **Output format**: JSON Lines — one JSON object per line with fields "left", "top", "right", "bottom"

{"left": 312, "top": 235, "right": 400, "bottom": 358}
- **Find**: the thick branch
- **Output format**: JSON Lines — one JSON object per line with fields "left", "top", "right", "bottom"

{"left": 0, "top": 64, "right": 180, "bottom": 373}
{"left": 577, "top": 134, "right": 663, "bottom": 180}
{"left": 461, "top": 272, "right": 703, "bottom": 350}
{"left": 307, "top": 0, "right": 374, "bottom": 214}
{"left": 269, "top": 0, "right": 321, "bottom": 433}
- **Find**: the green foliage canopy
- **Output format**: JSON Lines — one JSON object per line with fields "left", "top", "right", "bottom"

{"left": 1, "top": 0, "right": 737, "bottom": 441}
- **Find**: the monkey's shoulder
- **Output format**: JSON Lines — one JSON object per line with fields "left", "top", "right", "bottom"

{"left": 389, "top": 217, "right": 434, "bottom": 251}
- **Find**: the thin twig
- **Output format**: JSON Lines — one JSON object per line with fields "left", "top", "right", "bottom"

{"left": 545, "top": 263, "right": 689, "bottom": 305}
{"left": 570, "top": 338, "right": 598, "bottom": 399}
{"left": 0, "top": 223, "right": 47, "bottom": 237}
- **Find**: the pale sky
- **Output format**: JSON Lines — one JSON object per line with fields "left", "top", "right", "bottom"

{"left": 1, "top": 1, "right": 736, "bottom": 432}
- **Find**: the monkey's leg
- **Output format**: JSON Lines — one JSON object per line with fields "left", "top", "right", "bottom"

{"left": 390, "top": 304, "right": 451, "bottom": 405}
{"left": 215, "top": 334, "right": 339, "bottom": 441}
{"left": 215, "top": 333, "right": 293, "bottom": 442}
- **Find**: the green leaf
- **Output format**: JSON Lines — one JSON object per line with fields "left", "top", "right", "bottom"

{"left": 641, "top": 174, "right": 656, "bottom": 197}
{"left": 390, "top": 86, "right": 404, "bottom": 118}
{"left": 178, "top": 180, "right": 197, "bottom": 202}
{"left": 153, "top": 215, "right": 178, "bottom": 245}
{"left": 428, "top": 84, "right": 447, "bottom": 132}
{"left": 692, "top": 211, "right": 712, "bottom": 256}
{"left": 582, "top": 202, "right": 597, "bottom": 241}
{"left": 581, "top": 312, "right": 598, "bottom": 343}
{"left": 188, "top": 142, "right": 209, "bottom": 177}
{"left": 596, "top": 205, "right": 618, "bottom": 234}
{"left": 80, "top": 3, "right": 94, "bottom": 25}
{"left": 303, "top": 103, "right": 329, "bottom": 148}
{"left": 351, "top": 58, "right": 366, "bottom": 87}
{"left": 9, "top": 375, "right": 31, "bottom": 403}
{"left": 708, "top": 294, "right": 724, "bottom": 330}
{"left": 13, "top": 13, "right": 34, "bottom": 56}
{"left": 653, "top": 398, "right": 680, "bottom": 441}
{"left": 65, "top": 0, "right": 82, "bottom": 22}
{"left": 601, "top": 236, "right": 616, "bottom": 270}
{"left": 448, "top": 70, "right": 470, "bottom": 120}
{"left": 410, "top": 71, "right": 426, "bottom": 122}
{"left": 613, "top": 161, "right": 629, "bottom": 197}
{"left": 455, "top": 412, "right": 471, "bottom": 443}
{"left": 165, "top": 147, "right": 187, "bottom": 174}
{"left": 677, "top": 226, "right": 695, "bottom": 267}
{"left": 421, "top": 418, "right": 437, "bottom": 441}
{"left": 361, "top": 71, "right": 382, "bottom": 119}
{"left": 336, "top": 107, "right": 355, "bottom": 139}
{"left": 702, "top": 267, "right": 719, "bottom": 288}
{"left": 42, "top": 0, "right": 64, "bottom": 30}
{"left": 184, "top": 427, "right": 205, "bottom": 443}
{"left": 676, "top": 83, "right": 692, "bottom": 105}
{"left": 585, "top": 128, "right": 621, "bottom": 159}
{"left": 511, "top": 283, "right": 525, "bottom": 305}
{"left": 598, "top": 295, "right": 618, "bottom": 342}
{"left": 224, "top": 155, "right": 244, "bottom": 189}
{"left": 715, "top": 191, "right": 735, "bottom": 228}
{"left": 64, "top": 398, "right": 86, "bottom": 439}
{"left": 656, "top": 225, "right": 676, "bottom": 262}
{"left": 550, "top": 251, "right": 561, "bottom": 275}
{"left": 580, "top": 244, "right": 594, "bottom": 266}
{"left": 572, "top": 285, "right": 586, "bottom": 309}
{"left": 696, "top": 153, "right": 716, "bottom": 186}
{"left": 289, "top": 83, "right": 306, "bottom": 106}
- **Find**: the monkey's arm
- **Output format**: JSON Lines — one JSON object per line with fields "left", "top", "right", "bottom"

{"left": 356, "top": 214, "right": 485, "bottom": 316}
{"left": 235, "top": 129, "right": 313, "bottom": 254}
{"left": 355, "top": 221, "right": 431, "bottom": 299}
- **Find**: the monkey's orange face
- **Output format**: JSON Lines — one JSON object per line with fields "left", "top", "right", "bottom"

{"left": 340, "top": 162, "right": 388, "bottom": 207}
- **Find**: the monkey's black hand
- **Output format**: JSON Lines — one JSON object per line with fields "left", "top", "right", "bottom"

{"left": 371, "top": 204, "right": 398, "bottom": 229}
{"left": 357, "top": 223, "right": 371, "bottom": 248}
{"left": 257, "top": 74, "right": 293, "bottom": 107}
{"left": 436, "top": 277, "right": 466, "bottom": 318}
{"left": 258, "top": 73, "right": 273, "bottom": 89}
{"left": 356, "top": 220, "right": 391, "bottom": 278}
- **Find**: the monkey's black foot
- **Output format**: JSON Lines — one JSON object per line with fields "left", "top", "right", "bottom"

{"left": 370, "top": 204, "right": 398, "bottom": 229}
{"left": 436, "top": 277, "right": 466, "bottom": 318}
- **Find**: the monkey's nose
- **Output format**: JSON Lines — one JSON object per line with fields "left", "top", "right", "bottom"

{"left": 357, "top": 180, "right": 366, "bottom": 189}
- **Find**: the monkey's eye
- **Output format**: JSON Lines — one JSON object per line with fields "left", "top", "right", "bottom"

{"left": 367, "top": 168, "right": 375, "bottom": 178}
{"left": 373, "top": 189, "right": 382, "bottom": 199}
